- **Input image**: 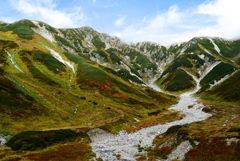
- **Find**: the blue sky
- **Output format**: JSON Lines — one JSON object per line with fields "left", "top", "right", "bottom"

{"left": 0, "top": 0, "right": 240, "bottom": 45}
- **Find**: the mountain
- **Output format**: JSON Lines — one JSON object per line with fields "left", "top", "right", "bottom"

{"left": 0, "top": 19, "right": 239, "bottom": 160}
{"left": 0, "top": 19, "right": 177, "bottom": 134}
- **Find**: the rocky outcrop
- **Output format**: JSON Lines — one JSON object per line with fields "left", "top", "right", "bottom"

{"left": 0, "top": 134, "right": 11, "bottom": 146}
{"left": 166, "top": 140, "right": 192, "bottom": 161}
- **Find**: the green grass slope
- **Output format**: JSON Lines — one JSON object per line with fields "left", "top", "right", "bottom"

{"left": 0, "top": 21, "right": 177, "bottom": 135}
{"left": 156, "top": 68, "right": 195, "bottom": 93}
{"left": 198, "top": 70, "right": 240, "bottom": 105}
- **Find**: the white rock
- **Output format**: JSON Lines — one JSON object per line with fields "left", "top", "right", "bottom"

{"left": 166, "top": 141, "right": 192, "bottom": 161}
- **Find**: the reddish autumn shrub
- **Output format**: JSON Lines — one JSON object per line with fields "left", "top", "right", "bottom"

{"left": 27, "top": 142, "right": 93, "bottom": 161}
{"left": 185, "top": 137, "right": 240, "bottom": 161}
{"left": 154, "top": 146, "right": 173, "bottom": 159}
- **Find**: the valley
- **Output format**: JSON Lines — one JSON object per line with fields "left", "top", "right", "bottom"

{"left": 89, "top": 85, "right": 211, "bottom": 160}
{"left": 0, "top": 19, "right": 239, "bottom": 160}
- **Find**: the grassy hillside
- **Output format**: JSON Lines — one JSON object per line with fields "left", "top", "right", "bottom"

{"left": 0, "top": 21, "right": 177, "bottom": 135}
{"left": 198, "top": 70, "right": 240, "bottom": 106}
{"left": 156, "top": 68, "right": 195, "bottom": 93}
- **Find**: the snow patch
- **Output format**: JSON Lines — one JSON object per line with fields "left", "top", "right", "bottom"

{"left": 200, "top": 61, "right": 221, "bottom": 79}
{"left": 203, "top": 48, "right": 212, "bottom": 56}
{"left": 209, "top": 70, "right": 238, "bottom": 90}
{"left": 5, "top": 76, "right": 30, "bottom": 92}
{"left": 198, "top": 54, "right": 205, "bottom": 60}
{"left": 134, "top": 118, "right": 140, "bottom": 122}
{"left": 31, "top": 20, "right": 56, "bottom": 42}
{"left": 7, "top": 52, "right": 24, "bottom": 73}
{"left": 209, "top": 38, "right": 220, "bottom": 53}
{"left": 180, "top": 61, "right": 221, "bottom": 93}
{"left": 89, "top": 53, "right": 110, "bottom": 67}
{"left": 0, "top": 134, "right": 11, "bottom": 146}
{"left": 178, "top": 45, "right": 187, "bottom": 56}
{"left": 45, "top": 46, "right": 75, "bottom": 73}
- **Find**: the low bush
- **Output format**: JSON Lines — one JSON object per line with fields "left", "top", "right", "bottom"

{"left": 202, "top": 107, "right": 213, "bottom": 113}
{"left": 227, "top": 128, "right": 240, "bottom": 132}
{"left": 200, "top": 62, "right": 236, "bottom": 86}
{"left": 109, "top": 51, "right": 122, "bottom": 65}
{"left": 6, "top": 129, "right": 78, "bottom": 151}
{"left": 21, "top": 56, "right": 60, "bottom": 86}
{"left": 0, "top": 20, "right": 36, "bottom": 39}
{"left": 55, "top": 35, "right": 73, "bottom": 48}
{"left": 117, "top": 69, "right": 144, "bottom": 84}
{"left": 91, "top": 36, "right": 105, "bottom": 49}
{"left": 185, "top": 137, "right": 240, "bottom": 161}
{"left": 165, "top": 125, "right": 183, "bottom": 135}
{"left": 154, "top": 146, "right": 173, "bottom": 159}
{"left": 162, "top": 68, "right": 195, "bottom": 92}
{"left": 33, "top": 52, "right": 66, "bottom": 73}
{"left": 160, "top": 55, "right": 193, "bottom": 78}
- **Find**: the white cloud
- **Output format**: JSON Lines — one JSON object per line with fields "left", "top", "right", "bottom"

{"left": 114, "top": 17, "right": 125, "bottom": 27}
{"left": 8, "top": 0, "right": 87, "bottom": 28}
{"left": 112, "top": 4, "right": 188, "bottom": 44}
{"left": 112, "top": 0, "right": 240, "bottom": 45}
{"left": 196, "top": 0, "right": 240, "bottom": 39}
{"left": 93, "top": 0, "right": 97, "bottom": 3}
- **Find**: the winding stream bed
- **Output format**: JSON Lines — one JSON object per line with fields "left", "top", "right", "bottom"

{"left": 89, "top": 82, "right": 212, "bottom": 160}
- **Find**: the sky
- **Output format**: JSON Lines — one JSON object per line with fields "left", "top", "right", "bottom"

{"left": 0, "top": 0, "right": 240, "bottom": 45}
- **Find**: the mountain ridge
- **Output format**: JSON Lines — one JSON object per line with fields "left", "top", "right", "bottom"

{"left": 0, "top": 19, "right": 240, "bottom": 161}
{"left": 0, "top": 19, "right": 239, "bottom": 95}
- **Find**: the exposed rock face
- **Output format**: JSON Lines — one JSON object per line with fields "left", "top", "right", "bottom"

{"left": 0, "top": 134, "right": 11, "bottom": 146}
{"left": 87, "top": 128, "right": 115, "bottom": 143}
{"left": 159, "top": 134, "right": 180, "bottom": 149}
{"left": 225, "top": 137, "right": 240, "bottom": 146}
{"left": 166, "top": 141, "right": 193, "bottom": 161}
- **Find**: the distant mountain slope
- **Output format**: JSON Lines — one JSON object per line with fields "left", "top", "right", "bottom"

{"left": 155, "top": 37, "right": 239, "bottom": 95}
{"left": 198, "top": 70, "right": 240, "bottom": 105}
{"left": 0, "top": 20, "right": 177, "bottom": 133}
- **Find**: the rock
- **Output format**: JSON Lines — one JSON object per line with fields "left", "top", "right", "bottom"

{"left": 159, "top": 134, "right": 180, "bottom": 148}
{"left": 166, "top": 141, "right": 192, "bottom": 161}
{"left": 87, "top": 128, "right": 115, "bottom": 142}
{"left": 0, "top": 134, "right": 11, "bottom": 146}
{"left": 225, "top": 137, "right": 240, "bottom": 146}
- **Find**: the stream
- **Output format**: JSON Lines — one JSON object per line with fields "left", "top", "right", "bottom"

{"left": 88, "top": 80, "right": 212, "bottom": 160}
